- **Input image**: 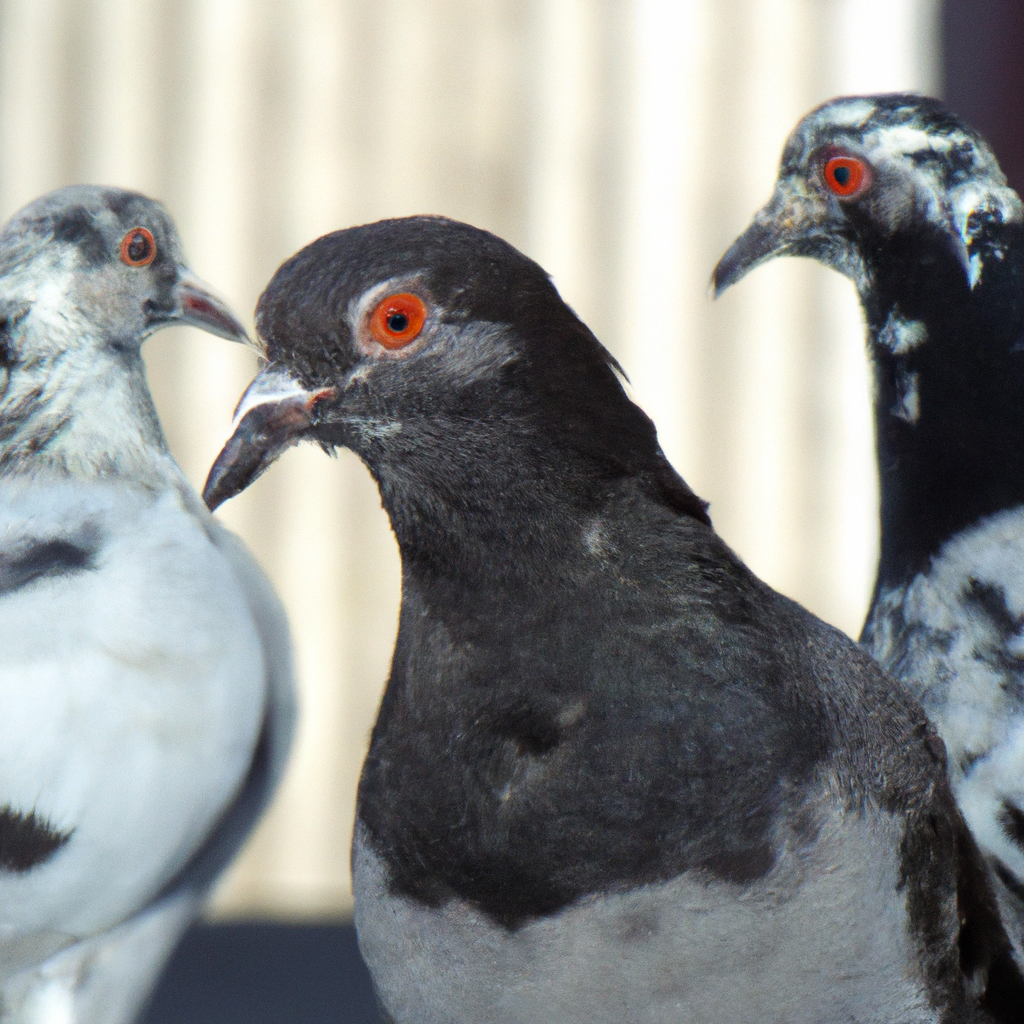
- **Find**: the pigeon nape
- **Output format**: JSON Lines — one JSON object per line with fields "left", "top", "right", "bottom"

{"left": 714, "top": 93, "right": 1024, "bottom": 975}
{"left": 207, "top": 214, "right": 1022, "bottom": 1023}
{"left": 0, "top": 185, "right": 293, "bottom": 1024}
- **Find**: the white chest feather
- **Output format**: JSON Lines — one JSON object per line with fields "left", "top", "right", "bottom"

{"left": 0, "top": 477, "right": 266, "bottom": 943}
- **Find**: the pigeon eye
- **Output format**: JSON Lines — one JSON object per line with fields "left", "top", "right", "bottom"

{"left": 120, "top": 228, "right": 156, "bottom": 267}
{"left": 822, "top": 155, "right": 869, "bottom": 198}
{"left": 370, "top": 293, "right": 427, "bottom": 349}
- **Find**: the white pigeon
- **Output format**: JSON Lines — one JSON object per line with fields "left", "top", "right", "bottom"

{"left": 0, "top": 186, "right": 294, "bottom": 1024}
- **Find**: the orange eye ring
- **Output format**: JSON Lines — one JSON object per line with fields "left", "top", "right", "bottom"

{"left": 369, "top": 293, "right": 427, "bottom": 349}
{"left": 822, "top": 155, "right": 869, "bottom": 198}
{"left": 120, "top": 227, "right": 156, "bottom": 267}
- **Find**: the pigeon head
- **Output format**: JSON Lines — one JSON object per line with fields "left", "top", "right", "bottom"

{"left": 0, "top": 185, "right": 248, "bottom": 352}
{"left": 0, "top": 185, "right": 249, "bottom": 477}
{"left": 204, "top": 216, "right": 708, "bottom": 536}
{"left": 714, "top": 97, "right": 1024, "bottom": 598}
{"left": 713, "top": 94, "right": 1023, "bottom": 300}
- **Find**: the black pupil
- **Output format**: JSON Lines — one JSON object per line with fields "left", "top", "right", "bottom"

{"left": 387, "top": 312, "right": 409, "bottom": 333}
{"left": 832, "top": 165, "right": 851, "bottom": 187}
{"left": 127, "top": 232, "right": 151, "bottom": 262}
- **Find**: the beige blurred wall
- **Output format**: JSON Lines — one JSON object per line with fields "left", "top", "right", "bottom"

{"left": 0, "top": 0, "right": 939, "bottom": 919}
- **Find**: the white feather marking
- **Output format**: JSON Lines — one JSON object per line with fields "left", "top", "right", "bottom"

{"left": 854, "top": 120, "right": 1023, "bottom": 259}
{"left": 582, "top": 521, "right": 611, "bottom": 558}
{"left": 865, "top": 505, "right": 1024, "bottom": 883}
{"left": 18, "top": 978, "right": 75, "bottom": 1024}
{"left": 891, "top": 368, "right": 920, "bottom": 424}
{"left": 0, "top": 275, "right": 176, "bottom": 484}
{"left": 878, "top": 312, "right": 927, "bottom": 355}
{"left": 968, "top": 253, "right": 984, "bottom": 289}
{"left": 812, "top": 98, "right": 877, "bottom": 129}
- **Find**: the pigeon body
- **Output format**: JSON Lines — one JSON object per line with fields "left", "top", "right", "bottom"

{"left": 0, "top": 186, "right": 293, "bottom": 1023}
{"left": 714, "top": 94, "right": 1024, "bottom": 967}
{"left": 206, "top": 216, "right": 1021, "bottom": 1022}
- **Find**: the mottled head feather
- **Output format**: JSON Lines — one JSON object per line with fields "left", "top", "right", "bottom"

{"left": 715, "top": 94, "right": 1022, "bottom": 297}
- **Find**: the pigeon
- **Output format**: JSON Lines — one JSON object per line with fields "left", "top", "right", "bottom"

{"left": 205, "top": 215, "right": 1022, "bottom": 1023}
{"left": 713, "top": 93, "right": 1024, "bottom": 970}
{"left": 0, "top": 185, "right": 294, "bottom": 1023}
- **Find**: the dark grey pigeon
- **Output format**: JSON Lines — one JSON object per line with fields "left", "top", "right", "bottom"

{"left": 0, "top": 186, "right": 294, "bottom": 1024}
{"left": 206, "top": 215, "right": 1021, "bottom": 1023}
{"left": 714, "top": 94, "right": 1024, "bottom": 974}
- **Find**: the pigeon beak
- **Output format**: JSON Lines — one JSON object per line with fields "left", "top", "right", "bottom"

{"left": 712, "top": 216, "right": 793, "bottom": 296}
{"left": 203, "top": 364, "right": 335, "bottom": 511}
{"left": 713, "top": 184, "right": 832, "bottom": 297}
{"left": 170, "top": 271, "right": 255, "bottom": 346}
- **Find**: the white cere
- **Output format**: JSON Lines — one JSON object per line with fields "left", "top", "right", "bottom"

{"left": 230, "top": 372, "right": 317, "bottom": 429}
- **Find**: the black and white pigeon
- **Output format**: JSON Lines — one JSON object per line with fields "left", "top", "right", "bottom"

{"left": 205, "top": 215, "right": 1022, "bottom": 1023}
{"left": 714, "top": 94, "right": 1024, "bottom": 970}
{"left": 0, "top": 185, "right": 293, "bottom": 1023}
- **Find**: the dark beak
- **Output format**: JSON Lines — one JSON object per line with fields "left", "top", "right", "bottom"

{"left": 170, "top": 271, "right": 253, "bottom": 345}
{"left": 203, "top": 364, "right": 335, "bottom": 511}
{"left": 712, "top": 217, "right": 795, "bottom": 297}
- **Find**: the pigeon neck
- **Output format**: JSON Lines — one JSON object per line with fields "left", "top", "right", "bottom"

{"left": 863, "top": 221, "right": 1024, "bottom": 594}
{"left": 0, "top": 343, "right": 175, "bottom": 485}
{"left": 376, "top": 436, "right": 610, "bottom": 583}
{"left": 363, "top": 415, "right": 701, "bottom": 592}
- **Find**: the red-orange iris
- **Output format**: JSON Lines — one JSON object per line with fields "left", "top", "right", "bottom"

{"left": 370, "top": 293, "right": 427, "bottom": 349}
{"left": 822, "top": 156, "right": 868, "bottom": 198}
{"left": 120, "top": 227, "right": 156, "bottom": 267}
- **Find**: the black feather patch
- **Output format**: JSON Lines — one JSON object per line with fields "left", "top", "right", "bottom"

{"left": 964, "top": 578, "right": 1024, "bottom": 639}
{"left": 998, "top": 801, "right": 1024, "bottom": 850}
{"left": 50, "top": 205, "right": 107, "bottom": 266}
{"left": 0, "top": 806, "right": 72, "bottom": 871}
{"left": 103, "top": 189, "right": 138, "bottom": 218}
{"left": 0, "top": 537, "right": 97, "bottom": 596}
{"left": 0, "top": 306, "right": 28, "bottom": 379}
{"left": 0, "top": 322, "right": 13, "bottom": 369}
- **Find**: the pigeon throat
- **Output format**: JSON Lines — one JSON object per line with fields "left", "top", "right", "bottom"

{"left": 368, "top": 426, "right": 631, "bottom": 579}
{"left": 0, "top": 344, "right": 172, "bottom": 483}
{"left": 339, "top": 391, "right": 705, "bottom": 586}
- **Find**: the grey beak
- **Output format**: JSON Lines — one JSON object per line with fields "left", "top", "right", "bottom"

{"left": 203, "top": 364, "right": 335, "bottom": 511}
{"left": 170, "top": 271, "right": 254, "bottom": 346}
{"left": 713, "top": 217, "right": 794, "bottom": 297}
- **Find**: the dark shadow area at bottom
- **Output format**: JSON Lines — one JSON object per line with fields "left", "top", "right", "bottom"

{"left": 142, "top": 922, "right": 382, "bottom": 1024}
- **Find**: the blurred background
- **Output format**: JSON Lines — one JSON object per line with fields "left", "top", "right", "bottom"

{"left": 0, "top": 0, "right": 1020, "bottom": 941}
